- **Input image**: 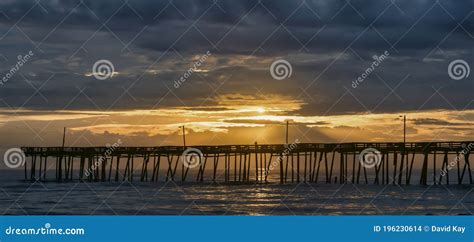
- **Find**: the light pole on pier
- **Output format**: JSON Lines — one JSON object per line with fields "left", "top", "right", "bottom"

{"left": 180, "top": 125, "right": 186, "bottom": 148}
{"left": 62, "top": 127, "right": 66, "bottom": 147}
{"left": 399, "top": 115, "right": 406, "bottom": 144}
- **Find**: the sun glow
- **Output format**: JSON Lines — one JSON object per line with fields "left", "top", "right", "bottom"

{"left": 2, "top": 94, "right": 473, "bottom": 144}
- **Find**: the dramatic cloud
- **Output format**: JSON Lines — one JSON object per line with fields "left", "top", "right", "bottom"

{"left": 0, "top": 0, "right": 471, "bottom": 147}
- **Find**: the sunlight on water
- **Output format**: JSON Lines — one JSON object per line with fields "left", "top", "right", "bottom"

{"left": 0, "top": 175, "right": 472, "bottom": 215}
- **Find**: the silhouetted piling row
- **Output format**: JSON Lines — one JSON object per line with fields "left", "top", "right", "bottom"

{"left": 21, "top": 142, "right": 473, "bottom": 185}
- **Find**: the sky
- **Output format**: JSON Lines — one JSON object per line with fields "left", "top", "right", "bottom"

{"left": 0, "top": 0, "right": 472, "bottom": 149}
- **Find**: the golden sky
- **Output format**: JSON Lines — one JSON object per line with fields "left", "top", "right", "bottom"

{"left": 1, "top": 93, "right": 473, "bottom": 148}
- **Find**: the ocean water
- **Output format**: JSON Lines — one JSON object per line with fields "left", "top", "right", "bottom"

{"left": 0, "top": 170, "right": 472, "bottom": 215}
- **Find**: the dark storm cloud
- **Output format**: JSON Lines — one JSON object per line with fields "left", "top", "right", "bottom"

{"left": 0, "top": 0, "right": 472, "bottom": 114}
{"left": 412, "top": 118, "right": 473, "bottom": 126}
{"left": 1, "top": 0, "right": 471, "bottom": 54}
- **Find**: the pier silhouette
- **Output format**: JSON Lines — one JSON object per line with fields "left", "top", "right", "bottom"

{"left": 21, "top": 141, "right": 472, "bottom": 185}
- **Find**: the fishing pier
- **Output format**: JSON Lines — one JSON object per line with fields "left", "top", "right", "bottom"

{"left": 21, "top": 141, "right": 473, "bottom": 185}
